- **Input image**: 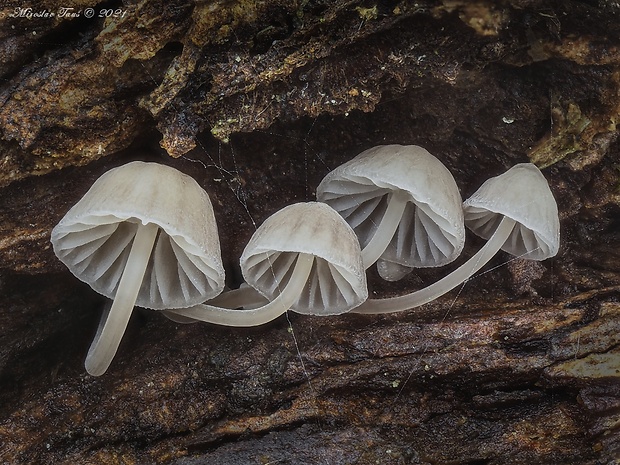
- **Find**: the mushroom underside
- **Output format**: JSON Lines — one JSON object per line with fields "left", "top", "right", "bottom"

{"left": 84, "top": 222, "right": 159, "bottom": 376}
{"left": 322, "top": 187, "right": 462, "bottom": 269}
{"left": 53, "top": 217, "right": 223, "bottom": 308}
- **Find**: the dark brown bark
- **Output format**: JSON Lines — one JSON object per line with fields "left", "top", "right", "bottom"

{"left": 1, "top": 1, "right": 619, "bottom": 464}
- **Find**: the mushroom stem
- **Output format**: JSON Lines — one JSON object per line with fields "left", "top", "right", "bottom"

{"left": 206, "top": 284, "right": 269, "bottom": 309}
{"left": 361, "top": 192, "right": 408, "bottom": 268}
{"left": 85, "top": 222, "right": 159, "bottom": 376}
{"left": 162, "top": 285, "right": 268, "bottom": 324}
{"left": 353, "top": 216, "right": 516, "bottom": 314}
{"left": 168, "top": 253, "right": 315, "bottom": 326}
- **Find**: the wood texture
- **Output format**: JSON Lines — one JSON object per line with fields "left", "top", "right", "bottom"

{"left": 0, "top": 1, "right": 619, "bottom": 464}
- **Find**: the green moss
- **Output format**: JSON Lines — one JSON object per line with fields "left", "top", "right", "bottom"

{"left": 528, "top": 102, "right": 591, "bottom": 168}
{"left": 355, "top": 5, "right": 378, "bottom": 21}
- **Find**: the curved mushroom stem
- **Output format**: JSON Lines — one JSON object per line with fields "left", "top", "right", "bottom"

{"left": 160, "top": 310, "right": 199, "bottom": 324}
{"left": 353, "top": 216, "right": 516, "bottom": 314}
{"left": 168, "top": 253, "right": 315, "bottom": 327}
{"left": 361, "top": 192, "right": 408, "bottom": 268}
{"left": 85, "top": 222, "right": 159, "bottom": 376}
{"left": 203, "top": 284, "right": 269, "bottom": 309}
{"left": 161, "top": 285, "right": 269, "bottom": 324}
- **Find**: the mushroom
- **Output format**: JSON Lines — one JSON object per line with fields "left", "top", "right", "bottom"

{"left": 167, "top": 202, "right": 368, "bottom": 325}
{"left": 316, "top": 145, "right": 465, "bottom": 279}
{"left": 352, "top": 163, "right": 560, "bottom": 313}
{"left": 51, "top": 161, "right": 225, "bottom": 375}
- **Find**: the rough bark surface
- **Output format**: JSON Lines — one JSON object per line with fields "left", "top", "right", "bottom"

{"left": 1, "top": 1, "right": 619, "bottom": 464}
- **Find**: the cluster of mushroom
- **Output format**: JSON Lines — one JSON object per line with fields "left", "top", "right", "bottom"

{"left": 51, "top": 145, "right": 560, "bottom": 375}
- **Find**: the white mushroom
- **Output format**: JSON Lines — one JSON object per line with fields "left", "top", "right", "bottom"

{"left": 168, "top": 202, "right": 368, "bottom": 326}
{"left": 353, "top": 163, "right": 560, "bottom": 313}
{"left": 316, "top": 145, "right": 465, "bottom": 280}
{"left": 51, "top": 162, "right": 225, "bottom": 375}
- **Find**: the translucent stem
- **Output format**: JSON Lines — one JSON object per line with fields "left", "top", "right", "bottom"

{"left": 168, "top": 253, "right": 315, "bottom": 327}
{"left": 161, "top": 285, "right": 268, "bottom": 324}
{"left": 361, "top": 192, "right": 408, "bottom": 268}
{"left": 85, "top": 223, "right": 159, "bottom": 376}
{"left": 205, "top": 284, "right": 268, "bottom": 309}
{"left": 161, "top": 310, "right": 199, "bottom": 324}
{"left": 353, "top": 217, "right": 516, "bottom": 314}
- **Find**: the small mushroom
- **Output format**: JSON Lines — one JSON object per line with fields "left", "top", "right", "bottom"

{"left": 168, "top": 202, "right": 368, "bottom": 326}
{"left": 51, "top": 162, "right": 225, "bottom": 375}
{"left": 316, "top": 145, "right": 465, "bottom": 279}
{"left": 353, "top": 163, "right": 560, "bottom": 313}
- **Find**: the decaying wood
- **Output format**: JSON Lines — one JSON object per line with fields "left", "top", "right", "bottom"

{"left": 0, "top": 1, "right": 619, "bottom": 464}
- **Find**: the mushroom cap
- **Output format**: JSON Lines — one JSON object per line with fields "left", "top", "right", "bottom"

{"left": 316, "top": 145, "right": 465, "bottom": 268}
{"left": 462, "top": 163, "right": 560, "bottom": 260}
{"left": 240, "top": 202, "right": 368, "bottom": 315}
{"left": 51, "top": 161, "right": 225, "bottom": 309}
